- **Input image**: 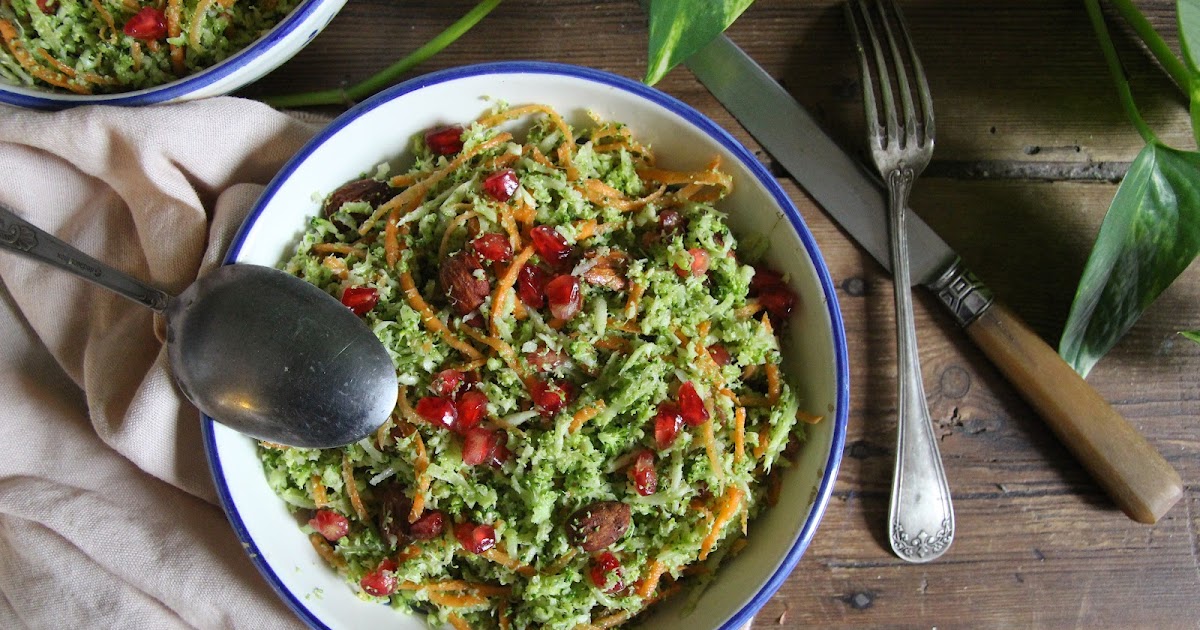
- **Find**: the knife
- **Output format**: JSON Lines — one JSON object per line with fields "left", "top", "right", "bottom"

{"left": 686, "top": 34, "right": 1182, "bottom": 524}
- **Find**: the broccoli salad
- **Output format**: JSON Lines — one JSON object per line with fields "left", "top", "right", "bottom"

{"left": 0, "top": 0, "right": 301, "bottom": 94}
{"left": 261, "top": 103, "right": 821, "bottom": 629}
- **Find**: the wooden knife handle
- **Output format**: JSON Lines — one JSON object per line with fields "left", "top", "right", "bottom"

{"left": 964, "top": 301, "right": 1182, "bottom": 523}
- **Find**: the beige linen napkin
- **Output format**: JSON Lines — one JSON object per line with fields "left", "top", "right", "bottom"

{"left": 0, "top": 97, "right": 326, "bottom": 629}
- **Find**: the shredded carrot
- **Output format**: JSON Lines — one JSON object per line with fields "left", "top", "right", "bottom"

{"left": 310, "top": 474, "right": 328, "bottom": 508}
{"left": 258, "top": 440, "right": 290, "bottom": 450}
{"left": 322, "top": 256, "right": 348, "bottom": 280}
{"left": 734, "top": 406, "right": 746, "bottom": 463}
{"left": 740, "top": 393, "right": 771, "bottom": 408}
{"left": 637, "top": 164, "right": 732, "bottom": 193}
{"left": 735, "top": 299, "right": 763, "bottom": 319}
{"left": 624, "top": 282, "right": 646, "bottom": 320}
{"left": 438, "top": 210, "right": 478, "bottom": 262}
{"left": 308, "top": 534, "right": 346, "bottom": 570}
{"left": 485, "top": 152, "right": 520, "bottom": 170}
{"left": 766, "top": 363, "right": 781, "bottom": 405}
{"left": 428, "top": 592, "right": 490, "bottom": 608}
{"left": 389, "top": 173, "right": 418, "bottom": 187}
{"left": 499, "top": 602, "right": 511, "bottom": 630}
{"left": 490, "top": 244, "right": 535, "bottom": 337}
{"left": 577, "top": 179, "right": 666, "bottom": 212}
{"left": 311, "top": 242, "right": 367, "bottom": 257}
{"left": 699, "top": 486, "right": 745, "bottom": 561}
{"left": 189, "top": 0, "right": 217, "bottom": 49}
{"left": 131, "top": 40, "right": 143, "bottom": 72}
{"left": 575, "top": 218, "right": 597, "bottom": 241}
{"left": 482, "top": 547, "right": 536, "bottom": 577}
{"left": 460, "top": 324, "right": 526, "bottom": 380}
{"left": 452, "top": 358, "right": 489, "bottom": 372}
{"left": 341, "top": 452, "right": 368, "bottom": 522}
{"left": 636, "top": 559, "right": 667, "bottom": 599}
{"left": 447, "top": 613, "right": 472, "bottom": 629}
{"left": 397, "top": 386, "right": 425, "bottom": 427}
{"left": 396, "top": 543, "right": 422, "bottom": 564}
{"left": 398, "top": 267, "right": 484, "bottom": 361}
{"left": 91, "top": 0, "right": 117, "bottom": 40}
{"left": 594, "top": 337, "right": 632, "bottom": 353}
{"left": 374, "top": 415, "right": 393, "bottom": 450}
{"left": 742, "top": 363, "right": 759, "bottom": 381}
{"left": 0, "top": 20, "right": 88, "bottom": 93}
{"left": 587, "top": 609, "right": 635, "bottom": 629}
{"left": 166, "top": 0, "right": 184, "bottom": 74}
{"left": 399, "top": 580, "right": 511, "bottom": 597}
{"left": 476, "top": 104, "right": 576, "bottom": 179}
{"left": 543, "top": 548, "right": 578, "bottom": 575}
{"left": 568, "top": 400, "right": 606, "bottom": 433}
{"left": 364, "top": 132, "right": 514, "bottom": 240}
{"left": 547, "top": 317, "right": 566, "bottom": 330}
{"left": 797, "top": 410, "right": 824, "bottom": 425}
{"left": 500, "top": 206, "right": 522, "bottom": 251}
{"left": 754, "top": 427, "right": 770, "bottom": 460}
{"left": 606, "top": 318, "right": 642, "bottom": 335}
{"left": 409, "top": 430, "right": 430, "bottom": 523}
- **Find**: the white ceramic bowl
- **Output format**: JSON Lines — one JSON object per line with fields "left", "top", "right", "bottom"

{"left": 0, "top": 0, "right": 345, "bottom": 109}
{"left": 205, "top": 62, "right": 849, "bottom": 630}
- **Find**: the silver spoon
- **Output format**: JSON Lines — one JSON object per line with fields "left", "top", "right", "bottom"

{"left": 0, "top": 204, "right": 397, "bottom": 449}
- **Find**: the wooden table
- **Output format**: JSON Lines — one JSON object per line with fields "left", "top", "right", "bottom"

{"left": 243, "top": 1, "right": 1200, "bottom": 627}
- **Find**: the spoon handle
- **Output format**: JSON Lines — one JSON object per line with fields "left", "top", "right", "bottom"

{"left": 0, "top": 204, "right": 171, "bottom": 312}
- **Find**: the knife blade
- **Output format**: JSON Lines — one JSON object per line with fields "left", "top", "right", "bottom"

{"left": 686, "top": 34, "right": 1182, "bottom": 524}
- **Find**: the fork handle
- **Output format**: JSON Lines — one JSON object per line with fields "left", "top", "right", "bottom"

{"left": 886, "top": 168, "right": 955, "bottom": 563}
{"left": 962, "top": 300, "right": 1183, "bottom": 524}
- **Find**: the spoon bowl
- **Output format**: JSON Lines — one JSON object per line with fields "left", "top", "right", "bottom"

{"left": 0, "top": 204, "right": 397, "bottom": 448}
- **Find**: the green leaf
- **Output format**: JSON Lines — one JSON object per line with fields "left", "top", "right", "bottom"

{"left": 1177, "top": 0, "right": 1200, "bottom": 74}
{"left": 1059, "top": 142, "right": 1200, "bottom": 376}
{"left": 1181, "top": 330, "right": 1200, "bottom": 343}
{"left": 644, "top": 0, "right": 754, "bottom": 85}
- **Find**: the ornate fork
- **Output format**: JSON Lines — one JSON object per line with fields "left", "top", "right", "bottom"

{"left": 846, "top": 0, "right": 954, "bottom": 562}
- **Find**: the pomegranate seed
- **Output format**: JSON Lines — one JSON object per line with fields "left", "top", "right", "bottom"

{"left": 36, "top": 0, "right": 57, "bottom": 13}
{"left": 424, "top": 125, "right": 464, "bottom": 156}
{"left": 415, "top": 396, "right": 457, "bottom": 430}
{"left": 462, "top": 426, "right": 503, "bottom": 466}
{"left": 409, "top": 510, "right": 446, "bottom": 540}
{"left": 517, "top": 264, "right": 550, "bottom": 308}
{"left": 545, "top": 275, "right": 582, "bottom": 320}
{"left": 658, "top": 209, "right": 683, "bottom": 233}
{"left": 122, "top": 7, "right": 167, "bottom": 40}
{"left": 531, "top": 225, "right": 572, "bottom": 264}
{"left": 528, "top": 346, "right": 567, "bottom": 372}
{"left": 482, "top": 169, "right": 520, "bottom": 201}
{"left": 430, "top": 369, "right": 464, "bottom": 398}
{"left": 340, "top": 286, "right": 378, "bottom": 316}
{"left": 471, "top": 233, "right": 513, "bottom": 263}
{"left": 654, "top": 404, "right": 683, "bottom": 450}
{"left": 490, "top": 442, "right": 512, "bottom": 467}
{"left": 455, "top": 390, "right": 489, "bottom": 431}
{"left": 675, "top": 248, "right": 710, "bottom": 278}
{"left": 308, "top": 509, "right": 350, "bottom": 542}
{"left": 454, "top": 522, "right": 496, "bottom": 554}
{"left": 628, "top": 450, "right": 658, "bottom": 496}
{"left": 360, "top": 559, "right": 398, "bottom": 596}
{"left": 678, "top": 382, "right": 709, "bottom": 427}
{"left": 530, "top": 379, "right": 572, "bottom": 416}
{"left": 707, "top": 344, "right": 732, "bottom": 367}
{"left": 590, "top": 551, "right": 624, "bottom": 592}
{"left": 758, "top": 287, "right": 798, "bottom": 322}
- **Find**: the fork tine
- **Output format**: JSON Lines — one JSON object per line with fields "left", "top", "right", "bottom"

{"left": 876, "top": 0, "right": 918, "bottom": 150}
{"left": 856, "top": 0, "right": 900, "bottom": 151}
{"left": 844, "top": 1, "right": 882, "bottom": 151}
{"left": 891, "top": 0, "right": 935, "bottom": 146}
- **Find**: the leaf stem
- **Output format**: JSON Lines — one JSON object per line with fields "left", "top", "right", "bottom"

{"left": 1085, "top": 0, "right": 1158, "bottom": 144}
{"left": 263, "top": 0, "right": 504, "bottom": 109}
{"left": 1108, "top": 0, "right": 1191, "bottom": 93}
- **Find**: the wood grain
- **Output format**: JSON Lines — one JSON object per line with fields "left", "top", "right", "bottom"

{"left": 248, "top": 0, "right": 1200, "bottom": 627}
